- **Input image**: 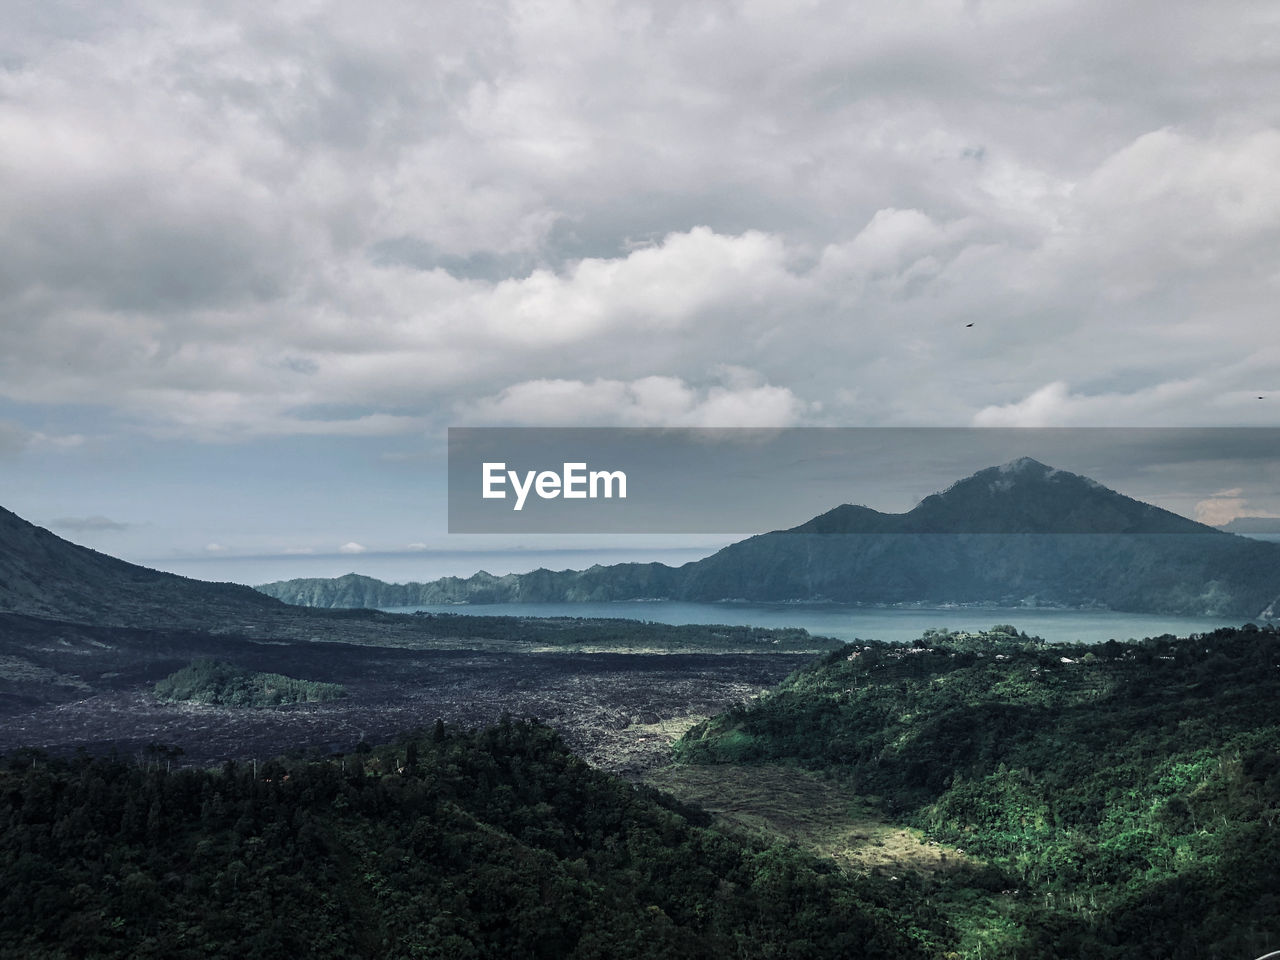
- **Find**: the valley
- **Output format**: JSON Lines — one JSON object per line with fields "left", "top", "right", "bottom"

{"left": 3, "top": 472, "right": 1279, "bottom": 958}
{"left": 0, "top": 611, "right": 809, "bottom": 773}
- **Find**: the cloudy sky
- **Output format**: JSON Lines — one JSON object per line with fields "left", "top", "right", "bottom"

{"left": 2, "top": 0, "right": 1278, "bottom": 581}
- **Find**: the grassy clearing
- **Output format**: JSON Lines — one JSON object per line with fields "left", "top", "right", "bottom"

{"left": 643, "top": 762, "right": 972, "bottom": 877}
{"left": 643, "top": 762, "right": 1035, "bottom": 959}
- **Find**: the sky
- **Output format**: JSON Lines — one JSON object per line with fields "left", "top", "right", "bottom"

{"left": 1, "top": 0, "right": 1278, "bottom": 583}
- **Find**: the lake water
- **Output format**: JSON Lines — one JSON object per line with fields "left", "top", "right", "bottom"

{"left": 382, "top": 600, "right": 1249, "bottom": 646}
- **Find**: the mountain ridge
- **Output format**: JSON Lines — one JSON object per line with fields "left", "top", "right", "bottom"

{"left": 0, "top": 504, "right": 286, "bottom": 627}
{"left": 258, "top": 459, "right": 1280, "bottom": 618}
{"left": 1216, "top": 515, "right": 1280, "bottom": 534}
{"left": 790, "top": 458, "right": 1218, "bottom": 535}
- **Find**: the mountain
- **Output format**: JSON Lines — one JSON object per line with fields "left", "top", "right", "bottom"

{"left": 268, "top": 565, "right": 683, "bottom": 608}
{"left": 0, "top": 504, "right": 286, "bottom": 627}
{"left": 258, "top": 458, "right": 1280, "bottom": 618}
{"left": 1216, "top": 515, "right": 1280, "bottom": 534}
{"left": 787, "top": 457, "right": 1211, "bottom": 534}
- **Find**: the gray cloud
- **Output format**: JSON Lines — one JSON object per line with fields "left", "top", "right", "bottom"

{"left": 48, "top": 515, "right": 131, "bottom": 533}
{"left": 0, "top": 420, "right": 30, "bottom": 458}
{"left": 1, "top": 0, "right": 1277, "bottom": 442}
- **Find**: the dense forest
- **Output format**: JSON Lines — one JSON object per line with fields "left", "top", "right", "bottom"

{"left": 1, "top": 719, "right": 949, "bottom": 959}
{"left": 153, "top": 659, "right": 348, "bottom": 707}
{"left": 676, "top": 624, "right": 1280, "bottom": 958}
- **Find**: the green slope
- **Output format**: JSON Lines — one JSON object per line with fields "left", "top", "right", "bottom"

{"left": 675, "top": 624, "right": 1280, "bottom": 959}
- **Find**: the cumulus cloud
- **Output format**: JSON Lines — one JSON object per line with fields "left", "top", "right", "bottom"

{"left": 971, "top": 378, "right": 1277, "bottom": 427}
{"left": 1, "top": 0, "right": 1278, "bottom": 444}
{"left": 462, "top": 373, "right": 812, "bottom": 427}
{"left": 338, "top": 542, "right": 367, "bottom": 554}
{"left": 1194, "top": 488, "right": 1280, "bottom": 527}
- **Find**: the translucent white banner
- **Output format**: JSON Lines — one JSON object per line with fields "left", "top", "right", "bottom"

{"left": 447, "top": 427, "right": 1280, "bottom": 534}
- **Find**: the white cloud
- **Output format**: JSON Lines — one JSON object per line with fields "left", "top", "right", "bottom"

{"left": 462, "top": 373, "right": 811, "bottom": 427}
{"left": 972, "top": 377, "right": 1278, "bottom": 427}
{"left": 818, "top": 208, "right": 966, "bottom": 281}
{"left": 1194, "top": 487, "right": 1280, "bottom": 526}
{"left": 338, "top": 541, "right": 367, "bottom": 554}
{"left": 479, "top": 227, "right": 795, "bottom": 344}
{"left": 1058, "top": 128, "right": 1280, "bottom": 302}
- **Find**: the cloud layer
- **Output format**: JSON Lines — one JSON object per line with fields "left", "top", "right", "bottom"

{"left": 2, "top": 0, "right": 1278, "bottom": 443}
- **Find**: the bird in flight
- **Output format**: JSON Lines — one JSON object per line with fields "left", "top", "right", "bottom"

{"left": 965, "top": 322, "right": 974, "bottom": 328}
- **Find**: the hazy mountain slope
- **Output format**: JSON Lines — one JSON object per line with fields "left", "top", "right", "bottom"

{"left": 257, "top": 459, "right": 1280, "bottom": 617}
{"left": 677, "top": 459, "right": 1279, "bottom": 613}
{"left": 0, "top": 505, "right": 285, "bottom": 627}
{"left": 266, "top": 564, "right": 684, "bottom": 609}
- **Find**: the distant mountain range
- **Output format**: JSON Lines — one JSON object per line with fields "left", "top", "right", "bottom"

{"left": 1215, "top": 516, "right": 1280, "bottom": 534}
{"left": 258, "top": 458, "right": 1280, "bottom": 618}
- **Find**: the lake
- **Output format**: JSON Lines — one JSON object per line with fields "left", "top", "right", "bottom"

{"left": 381, "top": 600, "right": 1250, "bottom": 645}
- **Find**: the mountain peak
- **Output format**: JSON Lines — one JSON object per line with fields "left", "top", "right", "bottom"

{"left": 997, "top": 456, "right": 1051, "bottom": 473}
{"left": 910, "top": 459, "right": 1212, "bottom": 534}
{"left": 788, "top": 460, "right": 1216, "bottom": 535}
{"left": 962, "top": 457, "right": 1107, "bottom": 496}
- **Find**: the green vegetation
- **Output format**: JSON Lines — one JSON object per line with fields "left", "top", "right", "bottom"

{"left": 1, "top": 721, "right": 947, "bottom": 959}
{"left": 644, "top": 762, "right": 969, "bottom": 877}
{"left": 153, "top": 659, "right": 346, "bottom": 707}
{"left": 675, "top": 624, "right": 1280, "bottom": 958}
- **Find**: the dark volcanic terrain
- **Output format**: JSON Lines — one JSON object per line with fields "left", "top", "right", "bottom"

{"left": 0, "top": 611, "right": 804, "bottom": 772}
{"left": 0, "top": 507, "right": 825, "bottom": 771}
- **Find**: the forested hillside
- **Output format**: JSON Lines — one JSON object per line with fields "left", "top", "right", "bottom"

{"left": 1, "top": 720, "right": 945, "bottom": 960}
{"left": 676, "top": 624, "right": 1280, "bottom": 958}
